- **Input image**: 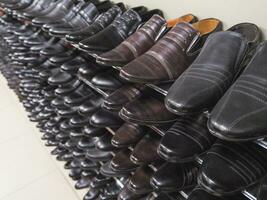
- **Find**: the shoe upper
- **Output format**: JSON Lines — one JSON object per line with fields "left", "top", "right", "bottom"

{"left": 66, "top": 5, "right": 123, "bottom": 43}
{"left": 79, "top": 9, "right": 142, "bottom": 54}
{"left": 208, "top": 41, "right": 267, "bottom": 141}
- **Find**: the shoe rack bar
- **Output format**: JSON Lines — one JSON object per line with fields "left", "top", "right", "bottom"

{"left": 77, "top": 75, "right": 110, "bottom": 98}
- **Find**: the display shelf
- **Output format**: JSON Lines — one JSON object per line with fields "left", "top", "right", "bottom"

{"left": 77, "top": 75, "right": 110, "bottom": 98}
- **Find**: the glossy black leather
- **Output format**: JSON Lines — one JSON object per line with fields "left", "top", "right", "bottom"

{"left": 158, "top": 114, "right": 215, "bottom": 162}
{"left": 66, "top": 5, "right": 123, "bottom": 43}
{"left": 151, "top": 162, "right": 198, "bottom": 191}
{"left": 199, "top": 141, "right": 267, "bottom": 196}
{"left": 49, "top": 3, "right": 99, "bottom": 37}
{"left": 79, "top": 9, "right": 142, "bottom": 55}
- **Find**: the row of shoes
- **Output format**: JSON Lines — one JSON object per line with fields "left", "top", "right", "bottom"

{"left": 0, "top": 0, "right": 267, "bottom": 200}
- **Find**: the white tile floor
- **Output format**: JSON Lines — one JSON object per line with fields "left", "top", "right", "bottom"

{"left": 0, "top": 75, "right": 85, "bottom": 200}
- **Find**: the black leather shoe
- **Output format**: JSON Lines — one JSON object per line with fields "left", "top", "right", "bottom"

{"left": 91, "top": 69, "right": 124, "bottom": 90}
{"left": 110, "top": 149, "right": 138, "bottom": 173}
{"left": 79, "top": 9, "right": 142, "bottom": 56}
{"left": 81, "top": 158, "right": 99, "bottom": 171}
{"left": 128, "top": 166, "right": 154, "bottom": 196}
{"left": 103, "top": 85, "right": 143, "bottom": 111}
{"left": 208, "top": 41, "right": 267, "bottom": 141}
{"left": 151, "top": 162, "right": 198, "bottom": 191}
{"left": 49, "top": 3, "right": 99, "bottom": 37}
{"left": 75, "top": 176, "right": 92, "bottom": 190}
{"left": 100, "top": 161, "right": 129, "bottom": 177}
{"left": 65, "top": 5, "right": 123, "bottom": 44}
{"left": 90, "top": 108, "right": 124, "bottom": 128}
{"left": 199, "top": 140, "right": 267, "bottom": 196}
{"left": 188, "top": 187, "right": 247, "bottom": 200}
{"left": 112, "top": 123, "right": 145, "bottom": 148}
{"left": 90, "top": 174, "right": 112, "bottom": 189}
{"left": 31, "top": 0, "right": 75, "bottom": 27}
{"left": 258, "top": 176, "right": 267, "bottom": 200}
{"left": 95, "top": 133, "right": 116, "bottom": 151}
{"left": 83, "top": 188, "right": 99, "bottom": 200}
{"left": 158, "top": 114, "right": 215, "bottom": 162}
{"left": 83, "top": 124, "right": 105, "bottom": 137}
{"left": 86, "top": 148, "right": 112, "bottom": 162}
{"left": 165, "top": 23, "right": 262, "bottom": 115}
{"left": 99, "top": 182, "right": 120, "bottom": 200}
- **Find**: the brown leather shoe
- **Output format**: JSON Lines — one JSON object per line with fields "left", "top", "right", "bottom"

{"left": 119, "top": 18, "right": 222, "bottom": 83}
{"left": 96, "top": 14, "right": 166, "bottom": 66}
{"left": 119, "top": 95, "right": 177, "bottom": 125}
{"left": 112, "top": 123, "right": 146, "bottom": 148}
{"left": 96, "top": 14, "right": 197, "bottom": 67}
{"left": 130, "top": 134, "right": 161, "bottom": 165}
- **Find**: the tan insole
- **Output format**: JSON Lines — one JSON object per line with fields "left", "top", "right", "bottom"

{"left": 192, "top": 19, "right": 220, "bottom": 36}
{"left": 167, "top": 14, "right": 195, "bottom": 27}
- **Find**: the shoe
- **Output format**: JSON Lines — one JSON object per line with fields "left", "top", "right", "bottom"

{"left": 188, "top": 187, "right": 247, "bottom": 200}
{"left": 78, "top": 9, "right": 142, "bottom": 55}
{"left": 90, "top": 174, "right": 113, "bottom": 189}
{"left": 99, "top": 182, "right": 120, "bottom": 200}
{"left": 131, "top": 135, "right": 161, "bottom": 165}
{"left": 95, "top": 133, "right": 116, "bottom": 151}
{"left": 75, "top": 176, "right": 92, "bottom": 190}
{"left": 49, "top": 3, "right": 99, "bottom": 37}
{"left": 120, "top": 95, "right": 177, "bottom": 125}
{"left": 97, "top": 14, "right": 197, "bottom": 66}
{"left": 83, "top": 188, "right": 100, "bottom": 200}
{"left": 90, "top": 108, "right": 124, "bottom": 127}
{"left": 128, "top": 166, "right": 154, "bottom": 195}
{"left": 112, "top": 123, "right": 146, "bottom": 148}
{"left": 100, "top": 161, "right": 129, "bottom": 177}
{"left": 78, "top": 96, "right": 103, "bottom": 116}
{"left": 165, "top": 23, "right": 261, "bottom": 116}
{"left": 65, "top": 5, "right": 123, "bottom": 44}
{"left": 31, "top": 0, "right": 75, "bottom": 27}
{"left": 158, "top": 114, "right": 215, "bottom": 162}
{"left": 96, "top": 14, "right": 166, "bottom": 66}
{"left": 258, "top": 176, "right": 267, "bottom": 200}
{"left": 80, "top": 158, "right": 99, "bottom": 171}
{"left": 198, "top": 140, "right": 267, "bottom": 196}
{"left": 110, "top": 149, "right": 138, "bottom": 173}
{"left": 119, "top": 18, "right": 222, "bottom": 83}
{"left": 151, "top": 162, "right": 198, "bottom": 191}
{"left": 118, "top": 184, "right": 147, "bottom": 200}
{"left": 42, "top": 1, "right": 87, "bottom": 32}
{"left": 86, "top": 148, "right": 112, "bottom": 162}
{"left": 208, "top": 41, "right": 267, "bottom": 141}
{"left": 90, "top": 69, "right": 124, "bottom": 90}
{"left": 83, "top": 124, "right": 105, "bottom": 137}
{"left": 103, "top": 85, "right": 143, "bottom": 111}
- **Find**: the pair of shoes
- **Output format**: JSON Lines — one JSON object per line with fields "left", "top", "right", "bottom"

{"left": 96, "top": 17, "right": 222, "bottom": 83}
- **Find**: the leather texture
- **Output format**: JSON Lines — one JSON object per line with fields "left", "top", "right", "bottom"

{"left": 158, "top": 114, "right": 215, "bottom": 162}
{"left": 166, "top": 23, "right": 261, "bottom": 116}
{"left": 96, "top": 14, "right": 167, "bottom": 66}
{"left": 199, "top": 140, "right": 267, "bottom": 196}
{"left": 208, "top": 41, "right": 267, "bottom": 141}
{"left": 119, "top": 19, "right": 222, "bottom": 83}
{"left": 79, "top": 9, "right": 142, "bottom": 55}
{"left": 66, "top": 5, "right": 123, "bottom": 43}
